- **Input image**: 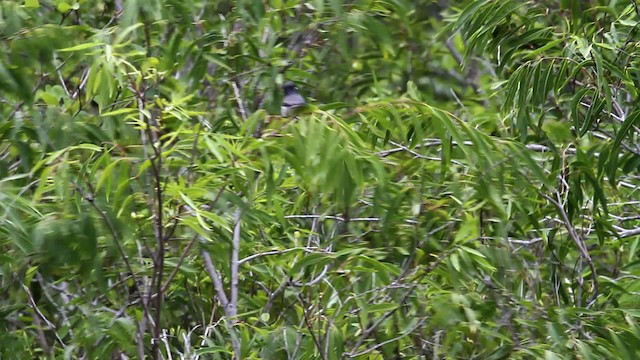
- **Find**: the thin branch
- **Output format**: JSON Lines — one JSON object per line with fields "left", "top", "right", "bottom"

{"left": 7, "top": 73, "right": 46, "bottom": 122}
{"left": 388, "top": 140, "right": 435, "bottom": 160}
{"left": 298, "top": 295, "right": 327, "bottom": 360}
{"left": 387, "top": 140, "right": 464, "bottom": 164}
{"left": 290, "top": 264, "right": 330, "bottom": 287}
{"left": 161, "top": 329, "right": 173, "bottom": 360}
{"left": 200, "top": 248, "right": 241, "bottom": 359}
{"left": 15, "top": 273, "right": 66, "bottom": 351}
{"left": 70, "top": 67, "right": 91, "bottom": 99}
{"left": 229, "top": 209, "right": 242, "bottom": 320}
{"left": 323, "top": 284, "right": 348, "bottom": 356}
{"left": 284, "top": 214, "right": 418, "bottom": 225}
{"left": 75, "top": 180, "right": 152, "bottom": 358}
{"left": 445, "top": 38, "right": 463, "bottom": 65}
{"left": 620, "top": 226, "right": 640, "bottom": 238}
{"left": 74, "top": 181, "right": 150, "bottom": 316}
{"left": 231, "top": 80, "right": 248, "bottom": 122}
{"left": 615, "top": 274, "right": 640, "bottom": 281}
{"left": 201, "top": 249, "right": 230, "bottom": 312}
{"left": 347, "top": 318, "right": 427, "bottom": 358}
{"left": 57, "top": 69, "right": 71, "bottom": 97}
{"left": 132, "top": 83, "right": 165, "bottom": 359}
{"left": 539, "top": 191, "right": 599, "bottom": 307}
{"left": 346, "top": 251, "right": 450, "bottom": 355}
{"left": 253, "top": 278, "right": 289, "bottom": 327}
{"left": 160, "top": 234, "right": 198, "bottom": 293}
{"left": 239, "top": 246, "right": 328, "bottom": 265}
{"left": 137, "top": 317, "right": 147, "bottom": 359}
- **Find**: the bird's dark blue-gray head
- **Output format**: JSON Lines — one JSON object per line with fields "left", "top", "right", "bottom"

{"left": 283, "top": 81, "right": 298, "bottom": 95}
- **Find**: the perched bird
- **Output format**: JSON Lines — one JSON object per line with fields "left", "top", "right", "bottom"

{"left": 281, "top": 81, "right": 306, "bottom": 117}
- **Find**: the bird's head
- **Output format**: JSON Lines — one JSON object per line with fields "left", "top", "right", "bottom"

{"left": 282, "top": 81, "right": 298, "bottom": 95}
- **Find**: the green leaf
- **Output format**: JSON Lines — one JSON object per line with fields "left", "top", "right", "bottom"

{"left": 25, "top": 0, "right": 40, "bottom": 8}
{"left": 58, "top": 42, "right": 102, "bottom": 52}
{"left": 608, "top": 110, "right": 640, "bottom": 185}
{"left": 454, "top": 213, "right": 479, "bottom": 244}
{"left": 522, "top": 38, "right": 566, "bottom": 60}
{"left": 289, "top": 253, "right": 334, "bottom": 275}
{"left": 195, "top": 346, "right": 233, "bottom": 355}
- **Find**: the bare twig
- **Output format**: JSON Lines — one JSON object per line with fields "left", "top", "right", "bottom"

{"left": 161, "top": 329, "right": 173, "bottom": 360}
{"left": 254, "top": 277, "right": 289, "bottom": 327}
{"left": 290, "top": 265, "right": 330, "bottom": 287}
{"left": 74, "top": 180, "right": 151, "bottom": 358}
{"left": 70, "top": 68, "right": 91, "bottom": 99}
{"left": 346, "top": 252, "right": 450, "bottom": 355}
{"left": 137, "top": 318, "right": 147, "bottom": 359}
{"left": 239, "top": 246, "right": 328, "bottom": 265}
{"left": 7, "top": 74, "right": 46, "bottom": 122}
{"left": 445, "top": 38, "right": 463, "bottom": 65}
{"left": 231, "top": 80, "right": 248, "bottom": 122}
{"left": 229, "top": 209, "right": 242, "bottom": 321}
{"left": 347, "top": 318, "right": 427, "bottom": 357}
{"left": 57, "top": 69, "right": 71, "bottom": 97}
{"left": 539, "top": 191, "right": 599, "bottom": 307}
{"left": 74, "top": 181, "right": 150, "bottom": 315}
{"left": 201, "top": 249, "right": 230, "bottom": 316}
{"left": 15, "top": 273, "right": 66, "bottom": 351}
{"left": 284, "top": 214, "right": 418, "bottom": 225}
{"left": 131, "top": 84, "right": 165, "bottom": 359}
{"left": 201, "top": 248, "right": 241, "bottom": 359}
{"left": 160, "top": 234, "right": 198, "bottom": 293}
{"left": 620, "top": 226, "right": 640, "bottom": 238}
{"left": 298, "top": 295, "right": 327, "bottom": 360}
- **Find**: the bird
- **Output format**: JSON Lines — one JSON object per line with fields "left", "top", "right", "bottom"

{"left": 281, "top": 81, "right": 306, "bottom": 117}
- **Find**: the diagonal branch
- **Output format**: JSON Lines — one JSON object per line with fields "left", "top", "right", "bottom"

{"left": 74, "top": 180, "right": 151, "bottom": 317}
{"left": 231, "top": 80, "right": 248, "bottom": 122}
{"left": 201, "top": 249, "right": 230, "bottom": 311}
{"left": 201, "top": 247, "right": 241, "bottom": 359}
{"left": 539, "top": 191, "right": 599, "bottom": 307}
{"left": 346, "top": 251, "right": 450, "bottom": 356}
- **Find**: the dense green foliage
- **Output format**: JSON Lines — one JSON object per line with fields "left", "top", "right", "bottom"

{"left": 1, "top": 0, "right": 640, "bottom": 358}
